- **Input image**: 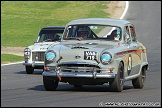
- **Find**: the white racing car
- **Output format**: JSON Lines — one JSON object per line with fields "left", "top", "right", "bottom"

{"left": 23, "top": 26, "right": 65, "bottom": 74}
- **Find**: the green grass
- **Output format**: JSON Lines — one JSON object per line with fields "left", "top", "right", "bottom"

{"left": 1, "top": 1, "right": 110, "bottom": 47}
{"left": 1, "top": 54, "right": 24, "bottom": 64}
{"left": 1, "top": 1, "right": 111, "bottom": 64}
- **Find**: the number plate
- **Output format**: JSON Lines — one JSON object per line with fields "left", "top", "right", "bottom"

{"left": 84, "top": 51, "right": 97, "bottom": 60}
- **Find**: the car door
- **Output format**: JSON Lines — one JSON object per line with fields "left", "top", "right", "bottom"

{"left": 127, "top": 24, "right": 142, "bottom": 75}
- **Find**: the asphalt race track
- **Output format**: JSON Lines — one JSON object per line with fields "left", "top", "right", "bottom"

{"left": 1, "top": 1, "right": 161, "bottom": 107}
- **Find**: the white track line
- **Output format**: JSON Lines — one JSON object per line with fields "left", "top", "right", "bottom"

{"left": 1, "top": 1, "right": 129, "bottom": 66}
{"left": 107, "top": 1, "right": 129, "bottom": 35}
{"left": 120, "top": 1, "right": 129, "bottom": 19}
{"left": 1, "top": 62, "right": 23, "bottom": 66}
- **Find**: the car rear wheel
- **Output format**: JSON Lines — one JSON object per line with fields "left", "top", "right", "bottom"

{"left": 132, "top": 67, "right": 146, "bottom": 89}
{"left": 109, "top": 62, "right": 124, "bottom": 92}
{"left": 43, "top": 76, "right": 58, "bottom": 91}
{"left": 26, "top": 66, "right": 34, "bottom": 74}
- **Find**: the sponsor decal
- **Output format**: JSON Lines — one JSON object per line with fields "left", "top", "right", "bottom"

{"left": 116, "top": 49, "right": 143, "bottom": 58}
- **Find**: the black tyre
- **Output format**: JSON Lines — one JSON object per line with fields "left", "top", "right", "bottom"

{"left": 43, "top": 76, "right": 58, "bottom": 91}
{"left": 109, "top": 62, "right": 124, "bottom": 92}
{"left": 132, "top": 67, "right": 146, "bottom": 89}
{"left": 26, "top": 66, "right": 34, "bottom": 74}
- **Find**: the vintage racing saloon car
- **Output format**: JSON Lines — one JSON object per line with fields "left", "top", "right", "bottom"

{"left": 23, "top": 26, "right": 65, "bottom": 74}
{"left": 42, "top": 18, "right": 148, "bottom": 92}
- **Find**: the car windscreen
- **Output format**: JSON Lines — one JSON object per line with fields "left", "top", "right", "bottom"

{"left": 38, "top": 29, "right": 64, "bottom": 42}
{"left": 63, "top": 25, "right": 122, "bottom": 41}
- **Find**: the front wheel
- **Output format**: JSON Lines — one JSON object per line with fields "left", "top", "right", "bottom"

{"left": 43, "top": 76, "right": 59, "bottom": 91}
{"left": 26, "top": 66, "right": 34, "bottom": 74}
{"left": 109, "top": 62, "right": 124, "bottom": 92}
{"left": 132, "top": 67, "right": 146, "bottom": 89}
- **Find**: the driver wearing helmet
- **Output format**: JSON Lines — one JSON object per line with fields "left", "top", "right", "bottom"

{"left": 76, "top": 26, "right": 89, "bottom": 40}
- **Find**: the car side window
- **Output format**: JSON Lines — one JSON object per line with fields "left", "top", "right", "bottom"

{"left": 129, "top": 25, "right": 137, "bottom": 42}
{"left": 124, "top": 26, "right": 131, "bottom": 42}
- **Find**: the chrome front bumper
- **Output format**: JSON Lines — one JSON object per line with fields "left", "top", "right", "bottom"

{"left": 22, "top": 61, "right": 44, "bottom": 67}
{"left": 42, "top": 71, "right": 116, "bottom": 79}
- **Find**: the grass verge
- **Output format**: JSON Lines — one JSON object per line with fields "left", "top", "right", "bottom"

{"left": 1, "top": 1, "right": 110, "bottom": 47}
{"left": 1, "top": 54, "right": 24, "bottom": 64}
{"left": 1, "top": 1, "right": 111, "bottom": 64}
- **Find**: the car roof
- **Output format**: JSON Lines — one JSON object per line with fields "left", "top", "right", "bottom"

{"left": 41, "top": 26, "right": 65, "bottom": 30}
{"left": 66, "top": 18, "right": 131, "bottom": 27}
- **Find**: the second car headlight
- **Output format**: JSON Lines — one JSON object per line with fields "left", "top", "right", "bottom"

{"left": 101, "top": 52, "right": 112, "bottom": 65}
{"left": 24, "top": 48, "right": 31, "bottom": 56}
{"left": 45, "top": 50, "right": 56, "bottom": 61}
{"left": 24, "top": 48, "right": 31, "bottom": 61}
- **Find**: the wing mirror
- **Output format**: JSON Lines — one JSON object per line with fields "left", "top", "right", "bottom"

{"left": 126, "top": 38, "right": 131, "bottom": 44}
{"left": 124, "top": 33, "right": 131, "bottom": 44}
{"left": 34, "top": 39, "right": 37, "bottom": 43}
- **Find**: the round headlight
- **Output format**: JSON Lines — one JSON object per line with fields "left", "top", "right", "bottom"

{"left": 101, "top": 52, "right": 112, "bottom": 65}
{"left": 46, "top": 51, "right": 56, "bottom": 61}
{"left": 24, "top": 48, "right": 31, "bottom": 56}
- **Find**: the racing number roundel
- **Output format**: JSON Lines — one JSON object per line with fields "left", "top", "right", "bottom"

{"left": 127, "top": 54, "right": 132, "bottom": 75}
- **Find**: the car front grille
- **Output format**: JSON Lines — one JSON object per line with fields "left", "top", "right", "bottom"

{"left": 58, "top": 63, "right": 101, "bottom": 73}
{"left": 32, "top": 52, "right": 45, "bottom": 61}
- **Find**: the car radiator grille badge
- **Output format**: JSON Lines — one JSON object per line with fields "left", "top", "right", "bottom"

{"left": 36, "top": 56, "right": 38, "bottom": 60}
{"left": 75, "top": 55, "right": 81, "bottom": 59}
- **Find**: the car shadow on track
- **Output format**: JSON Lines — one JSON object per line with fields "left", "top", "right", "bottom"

{"left": 27, "top": 84, "right": 134, "bottom": 92}
{"left": 16, "top": 70, "right": 43, "bottom": 75}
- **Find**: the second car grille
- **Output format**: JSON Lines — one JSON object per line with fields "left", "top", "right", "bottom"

{"left": 32, "top": 52, "right": 45, "bottom": 61}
